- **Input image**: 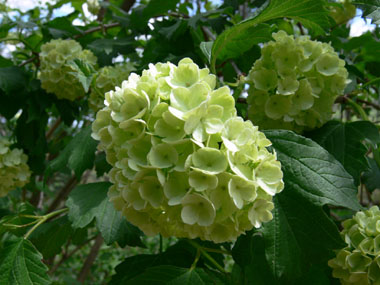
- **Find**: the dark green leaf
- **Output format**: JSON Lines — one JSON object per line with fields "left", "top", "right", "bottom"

{"left": 232, "top": 233, "right": 277, "bottom": 284}
{"left": 94, "top": 152, "right": 112, "bottom": 177}
{"left": 46, "top": 125, "right": 98, "bottom": 179}
{"left": 0, "top": 237, "right": 51, "bottom": 285}
{"left": 127, "top": 265, "right": 213, "bottom": 285}
{"left": 211, "top": 0, "right": 332, "bottom": 70}
{"left": 143, "top": 0, "right": 181, "bottom": 19}
{"left": 261, "top": 191, "right": 344, "bottom": 280}
{"left": 0, "top": 67, "right": 27, "bottom": 94}
{"left": 362, "top": 157, "right": 380, "bottom": 191}
{"left": 29, "top": 216, "right": 73, "bottom": 259}
{"left": 265, "top": 130, "right": 360, "bottom": 211}
{"left": 307, "top": 121, "right": 380, "bottom": 185}
{"left": 66, "top": 182, "right": 144, "bottom": 247}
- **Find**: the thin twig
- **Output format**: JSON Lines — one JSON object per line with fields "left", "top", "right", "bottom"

{"left": 356, "top": 99, "right": 380, "bottom": 111}
{"left": 73, "top": 22, "right": 120, "bottom": 39}
{"left": 77, "top": 235, "right": 104, "bottom": 283}
{"left": 18, "top": 56, "right": 38, "bottom": 67}
{"left": 49, "top": 236, "right": 97, "bottom": 274}
{"left": 47, "top": 176, "right": 77, "bottom": 213}
{"left": 46, "top": 118, "right": 62, "bottom": 140}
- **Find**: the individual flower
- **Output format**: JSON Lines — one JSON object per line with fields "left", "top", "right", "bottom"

{"left": 92, "top": 58, "right": 284, "bottom": 243}
{"left": 247, "top": 31, "right": 349, "bottom": 133}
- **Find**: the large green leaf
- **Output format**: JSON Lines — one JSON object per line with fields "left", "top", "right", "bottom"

{"left": 46, "top": 125, "right": 98, "bottom": 179}
{"left": 126, "top": 265, "right": 213, "bottom": 285}
{"left": 66, "top": 182, "right": 144, "bottom": 247}
{"left": 353, "top": 0, "right": 380, "bottom": 24}
{"left": 0, "top": 237, "right": 51, "bottom": 285}
{"left": 210, "top": 0, "right": 332, "bottom": 71}
{"left": 261, "top": 190, "right": 345, "bottom": 281}
{"left": 232, "top": 233, "right": 277, "bottom": 284}
{"left": 265, "top": 130, "right": 361, "bottom": 211}
{"left": 307, "top": 120, "right": 380, "bottom": 185}
{"left": 0, "top": 67, "right": 27, "bottom": 94}
{"left": 29, "top": 216, "right": 73, "bottom": 259}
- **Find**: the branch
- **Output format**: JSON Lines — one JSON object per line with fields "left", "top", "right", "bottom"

{"left": 73, "top": 22, "right": 120, "bottom": 39}
{"left": 77, "top": 235, "right": 104, "bottom": 283}
{"left": 356, "top": 98, "right": 380, "bottom": 111}
{"left": 18, "top": 56, "right": 38, "bottom": 67}
{"left": 49, "top": 235, "right": 97, "bottom": 275}
{"left": 46, "top": 117, "right": 62, "bottom": 140}
{"left": 47, "top": 176, "right": 77, "bottom": 213}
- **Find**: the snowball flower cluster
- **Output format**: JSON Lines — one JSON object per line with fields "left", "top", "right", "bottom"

{"left": 92, "top": 58, "right": 284, "bottom": 243}
{"left": 39, "top": 39, "right": 97, "bottom": 101}
{"left": 247, "top": 31, "right": 349, "bottom": 133}
{"left": 0, "top": 138, "right": 31, "bottom": 197}
{"left": 89, "top": 63, "right": 135, "bottom": 111}
{"left": 328, "top": 206, "right": 380, "bottom": 284}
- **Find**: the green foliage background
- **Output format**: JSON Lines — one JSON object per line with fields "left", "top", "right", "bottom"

{"left": 0, "top": 0, "right": 379, "bottom": 284}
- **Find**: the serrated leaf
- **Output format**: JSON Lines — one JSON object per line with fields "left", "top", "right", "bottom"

{"left": 261, "top": 190, "right": 344, "bottom": 281}
{"left": 127, "top": 265, "right": 213, "bottom": 285}
{"left": 29, "top": 216, "right": 73, "bottom": 259}
{"left": 46, "top": 125, "right": 98, "bottom": 179}
{"left": 66, "top": 182, "right": 144, "bottom": 247}
{"left": 353, "top": 0, "right": 380, "bottom": 24}
{"left": 265, "top": 130, "right": 360, "bottom": 211}
{"left": 211, "top": 0, "right": 332, "bottom": 71}
{"left": 307, "top": 120, "right": 380, "bottom": 185}
{"left": 0, "top": 237, "right": 51, "bottom": 285}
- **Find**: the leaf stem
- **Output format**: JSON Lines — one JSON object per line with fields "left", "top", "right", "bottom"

{"left": 190, "top": 248, "right": 201, "bottom": 271}
{"left": 24, "top": 208, "right": 68, "bottom": 239}
{"left": 187, "top": 240, "right": 227, "bottom": 273}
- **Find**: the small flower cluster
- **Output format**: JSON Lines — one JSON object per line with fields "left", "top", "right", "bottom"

{"left": 87, "top": 0, "right": 100, "bottom": 15}
{"left": 328, "top": 206, "right": 380, "bottom": 284}
{"left": 92, "top": 58, "right": 284, "bottom": 243}
{"left": 247, "top": 31, "right": 349, "bottom": 133}
{"left": 89, "top": 63, "right": 135, "bottom": 111}
{"left": 39, "top": 39, "right": 97, "bottom": 101}
{"left": 0, "top": 138, "right": 31, "bottom": 197}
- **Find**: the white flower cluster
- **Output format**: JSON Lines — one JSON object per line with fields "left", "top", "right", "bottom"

{"left": 0, "top": 138, "right": 31, "bottom": 197}
{"left": 247, "top": 31, "right": 349, "bottom": 133}
{"left": 92, "top": 58, "right": 284, "bottom": 243}
{"left": 39, "top": 39, "right": 97, "bottom": 101}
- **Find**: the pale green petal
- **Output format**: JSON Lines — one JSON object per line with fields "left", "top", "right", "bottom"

{"left": 189, "top": 170, "right": 218, "bottom": 192}
{"left": 147, "top": 143, "right": 178, "bottom": 168}
{"left": 192, "top": 147, "right": 228, "bottom": 174}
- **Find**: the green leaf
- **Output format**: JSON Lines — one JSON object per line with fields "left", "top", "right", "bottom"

{"left": 143, "top": 0, "right": 181, "bottom": 19}
{"left": 68, "top": 59, "right": 96, "bottom": 93}
{"left": 215, "top": 23, "right": 274, "bottom": 63}
{"left": 264, "top": 130, "right": 361, "bottom": 211}
{"left": 362, "top": 157, "right": 380, "bottom": 191}
{"left": 211, "top": 0, "right": 332, "bottom": 71}
{"left": 353, "top": 0, "right": 380, "bottom": 24}
{"left": 0, "top": 237, "right": 51, "bottom": 285}
{"left": 307, "top": 121, "right": 380, "bottom": 185}
{"left": 46, "top": 125, "right": 98, "bottom": 179}
{"left": 29, "top": 216, "right": 73, "bottom": 259}
{"left": 261, "top": 190, "right": 344, "bottom": 281}
{"left": 232, "top": 233, "right": 277, "bottom": 284}
{"left": 200, "top": 41, "right": 214, "bottom": 63}
{"left": 66, "top": 182, "right": 144, "bottom": 247}
{"left": 127, "top": 265, "right": 213, "bottom": 285}
{"left": 0, "top": 66, "right": 27, "bottom": 93}
{"left": 110, "top": 240, "right": 196, "bottom": 284}
{"left": 94, "top": 152, "right": 112, "bottom": 177}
